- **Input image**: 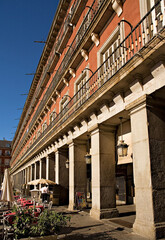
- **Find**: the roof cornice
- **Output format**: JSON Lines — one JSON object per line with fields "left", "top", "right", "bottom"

{"left": 12, "top": 0, "right": 71, "bottom": 146}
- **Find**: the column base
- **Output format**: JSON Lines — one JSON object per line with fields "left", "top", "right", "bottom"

{"left": 90, "top": 208, "right": 119, "bottom": 220}
{"left": 68, "top": 203, "right": 75, "bottom": 211}
{"left": 133, "top": 219, "right": 165, "bottom": 239}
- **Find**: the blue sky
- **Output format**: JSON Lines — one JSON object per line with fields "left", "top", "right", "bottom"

{"left": 0, "top": 0, "right": 59, "bottom": 141}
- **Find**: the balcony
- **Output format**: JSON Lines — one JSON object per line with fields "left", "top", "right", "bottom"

{"left": 12, "top": 0, "right": 107, "bottom": 160}
{"left": 12, "top": 0, "right": 165, "bottom": 164}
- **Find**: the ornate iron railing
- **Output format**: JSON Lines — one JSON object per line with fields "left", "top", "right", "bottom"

{"left": 12, "top": 0, "right": 102, "bottom": 153}
{"left": 12, "top": 0, "right": 164, "bottom": 164}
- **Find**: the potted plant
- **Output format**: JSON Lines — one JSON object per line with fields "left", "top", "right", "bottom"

{"left": 12, "top": 206, "right": 70, "bottom": 239}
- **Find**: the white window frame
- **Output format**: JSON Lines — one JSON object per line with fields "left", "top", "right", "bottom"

{"left": 42, "top": 121, "right": 47, "bottom": 133}
{"left": 74, "top": 65, "right": 90, "bottom": 107}
{"left": 5, "top": 150, "right": 10, "bottom": 156}
{"left": 37, "top": 129, "right": 41, "bottom": 138}
{"left": 5, "top": 159, "right": 10, "bottom": 166}
{"left": 49, "top": 109, "right": 56, "bottom": 124}
{"left": 97, "top": 25, "right": 125, "bottom": 86}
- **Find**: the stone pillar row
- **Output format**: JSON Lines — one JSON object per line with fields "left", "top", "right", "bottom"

{"left": 126, "top": 96, "right": 165, "bottom": 239}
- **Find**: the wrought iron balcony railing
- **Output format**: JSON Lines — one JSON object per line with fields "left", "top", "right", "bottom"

{"left": 12, "top": 0, "right": 89, "bottom": 152}
{"left": 12, "top": 0, "right": 105, "bottom": 160}
{"left": 12, "top": 0, "right": 164, "bottom": 164}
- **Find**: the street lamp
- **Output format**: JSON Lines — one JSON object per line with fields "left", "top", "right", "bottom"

{"left": 65, "top": 159, "right": 69, "bottom": 168}
{"left": 117, "top": 117, "right": 128, "bottom": 157}
{"left": 84, "top": 135, "right": 91, "bottom": 164}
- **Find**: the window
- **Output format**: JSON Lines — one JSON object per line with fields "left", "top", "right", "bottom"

{"left": 0, "top": 159, "right": 2, "bottom": 164}
{"left": 151, "top": 0, "right": 163, "bottom": 31}
{"left": 5, "top": 150, "right": 10, "bottom": 156}
{"left": 0, "top": 150, "right": 2, "bottom": 155}
{"left": 6, "top": 143, "right": 11, "bottom": 147}
{"left": 97, "top": 25, "right": 124, "bottom": 85}
{"left": 33, "top": 136, "right": 36, "bottom": 144}
{"left": 60, "top": 96, "right": 69, "bottom": 113}
{"left": 75, "top": 71, "right": 89, "bottom": 107}
{"left": 5, "top": 159, "right": 10, "bottom": 166}
{"left": 49, "top": 111, "right": 56, "bottom": 124}
{"left": 59, "top": 95, "right": 70, "bottom": 122}
{"left": 37, "top": 130, "right": 41, "bottom": 138}
{"left": 42, "top": 122, "right": 47, "bottom": 133}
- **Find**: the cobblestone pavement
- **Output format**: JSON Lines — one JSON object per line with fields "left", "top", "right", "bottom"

{"left": 53, "top": 206, "right": 147, "bottom": 240}
{"left": 1, "top": 205, "right": 164, "bottom": 240}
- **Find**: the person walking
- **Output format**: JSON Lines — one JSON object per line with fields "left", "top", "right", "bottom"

{"left": 40, "top": 184, "right": 48, "bottom": 202}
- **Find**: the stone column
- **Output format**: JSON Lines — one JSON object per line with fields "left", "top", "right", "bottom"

{"left": 42, "top": 158, "right": 46, "bottom": 179}
{"left": 46, "top": 155, "right": 49, "bottom": 180}
{"left": 68, "top": 140, "right": 87, "bottom": 210}
{"left": 30, "top": 165, "right": 33, "bottom": 181}
{"left": 36, "top": 161, "right": 39, "bottom": 179}
{"left": 39, "top": 160, "right": 42, "bottom": 179}
{"left": 34, "top": 162, "right": 37, "bottom": 180}
{"left": 24, "top": 168, "right": 27, "bottom": 184}
{"left": 27, "top": 167, "right": 30, "bottom": 183}
{"left": 39, "top": 160, "right": 42, "bottom": 189}
{"left": 49, "top": 153, "right": 55, "bottom": 182}
{"left": 127, "top": 96, "right": 165, "bottom": 239}
{"left": 90, "top": 125, "right": 119, "bottom": 219}
{"left": 55, "top": 151, "right": 60, "bottom": 184}
{"left": 34, "top": 162, "right": 37, "bottom": 189}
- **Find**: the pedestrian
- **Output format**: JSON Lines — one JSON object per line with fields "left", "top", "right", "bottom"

{"left": 40, "top": 184, "right": 49, "bottom": 202}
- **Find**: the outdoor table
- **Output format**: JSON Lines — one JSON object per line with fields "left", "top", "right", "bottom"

{"left": 14, "top": 195, "right": 20, "bottom": 200}
{"left": 17, "top": 198, "right": 26, "bottom": 203}
{"left": 21, "top": 202, "right": 33, "bottom": 207}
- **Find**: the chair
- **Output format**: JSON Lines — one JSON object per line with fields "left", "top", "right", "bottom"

{"left": 48, "top": 201, "right": 53, "bottom": 210}
{"left": 3, "top": 215, "right": 14, "bottom": 240}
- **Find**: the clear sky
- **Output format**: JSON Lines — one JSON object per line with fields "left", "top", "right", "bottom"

{"left": 0, "top": 0, "right": 59, "bottom": 141}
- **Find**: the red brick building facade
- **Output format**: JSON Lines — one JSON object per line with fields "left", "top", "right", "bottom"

{"left": 11, "top": 0, "right": 165, "bottom": 239}
{"left": 0, "top": 140, "right": 12, "bottom": 186}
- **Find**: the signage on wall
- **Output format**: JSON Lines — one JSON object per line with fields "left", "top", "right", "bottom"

{"left": 75, "top": 192, "right": 87, "bottom": 209}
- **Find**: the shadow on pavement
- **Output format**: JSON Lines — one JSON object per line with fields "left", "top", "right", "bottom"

{"left": 58, "top": 231, "right": 117, "bottom": 239}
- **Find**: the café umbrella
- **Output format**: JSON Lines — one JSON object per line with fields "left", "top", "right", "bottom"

{"left": 27, "top": 178, "right": 56, "bottom": 185}
{"left": 1, "top": 168, "right": 14, "bottom": 203}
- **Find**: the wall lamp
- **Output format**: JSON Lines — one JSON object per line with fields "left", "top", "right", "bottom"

{"left": 62, "top": 94, "right": 72, "bottom": 100}
{"left": 85, "top": 5, "right": 94, "bottom": 13}
{"left": 82, "top": 67, "right": 94, "bottom": 75}
{"left": 117, "top": 117, "right": 129, "bottom": 157}
{"left": 118, "top": 19, "right": 133, "bottom": 31}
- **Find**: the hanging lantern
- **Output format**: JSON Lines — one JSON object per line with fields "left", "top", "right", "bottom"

{"left": 65, "top": 159, "right": 69, "bottom": 168}
{"left": 85, "top": 135, "right": 91, "bottom": 164}
{"left": 117, "top": 140, "right": 128, "bottom": 157}
{"left": 84, "top": 153, "right": 91, "bottom": 164}
{"left": 117, "top": 117, "right": 129, "bottom": 157}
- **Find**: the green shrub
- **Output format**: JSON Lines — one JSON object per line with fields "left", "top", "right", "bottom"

{"left": 30, "top": 210, "right": 70, "bottom": 237}
{"left": 13, "top": 207, "right": 35, "bottom": 239}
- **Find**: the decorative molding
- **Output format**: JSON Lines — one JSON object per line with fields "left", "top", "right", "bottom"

{"left": 69, "top": 68, "right": 76, "bottom": 78}
{"left": 112, "top": 0, "right": 123, "bottom": 17}
{"left": 63, "top": 78, "right": 69, "bottom": 86}
{"left": 91, "top": 33, "right": 100, "bottom": 46}
{"left": 51, "top": 97, "right": 56, "bottom": 103}
{"left": 56, "top": 90, "right": 60, "bottom": 98}
{"left": 81, "top": 49, "right": 89, "bottom": 61}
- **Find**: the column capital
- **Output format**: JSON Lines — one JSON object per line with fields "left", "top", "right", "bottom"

{"left": 125, "top": 95, "right": 147, "bottom": 114}
{"left": 90, "top": 124, "right": 116, "bottom": 136}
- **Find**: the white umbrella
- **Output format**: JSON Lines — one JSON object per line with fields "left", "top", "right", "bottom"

{"left": 1, "top": 169, "right": 14, "bottom": 202}
{"left": 27, "top": 178, "right": 56, "bottom": 185}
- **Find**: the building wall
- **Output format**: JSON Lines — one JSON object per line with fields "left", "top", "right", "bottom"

{"left": 10, "top": 0, "right": 165, "bottom": 238}
{"left": 0, "top": 140, "right": 12, "bottom": 186}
